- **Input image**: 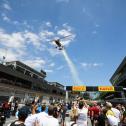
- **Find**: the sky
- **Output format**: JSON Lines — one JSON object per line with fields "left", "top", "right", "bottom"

{"left": 0, "top": 0, "right": 126, "bottom": 86}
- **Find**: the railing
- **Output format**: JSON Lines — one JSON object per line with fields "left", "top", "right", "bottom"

{"left": 117, "top": 73, "right": 126, "bottom": 85}
{"left": 0, "top": 78, "right": 65, "bottom": 96}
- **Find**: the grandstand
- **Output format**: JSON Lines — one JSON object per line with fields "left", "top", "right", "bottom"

{"left": 0, "top": 61, "right": 65, "bottom": 103}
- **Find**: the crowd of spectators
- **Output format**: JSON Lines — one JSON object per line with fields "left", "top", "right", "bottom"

{"left": 1, "top": 97, "right": 126, "bottom": 126}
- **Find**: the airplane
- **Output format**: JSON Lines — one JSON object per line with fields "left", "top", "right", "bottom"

{"left": 52, "top": 35, "right": 72, "bottom": 50}
{"left": 53, "top": 39, "right": 64, "bottom": 50}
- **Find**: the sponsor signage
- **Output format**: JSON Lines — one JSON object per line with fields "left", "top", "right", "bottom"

{"left": 72, "top": 86, "right": 86, "bottom": 91}
{"left": 98, "top": 86, "right": 115, "bottom": 92}
{"left": 66, "top": 86, "right": 122, "bottom": 92}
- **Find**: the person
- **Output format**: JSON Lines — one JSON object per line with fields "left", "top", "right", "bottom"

{"left": 61, "top": 104, "right": 67, "bottom": 126}
{"left": 36, "top": 104, "right": 48, "bottom": 126}
{"left": 90, "top": 103, "right": 100, "bottom": 126}
{"left": 25, "top": 104, "right": 47, "bottom": 126}
{"left": 24, "top": 113, "right": 38, "bottom": 126}
{"left": 111, "top": 104, "right": 121, "bottom": 125}
{"left": 36, "top": 103, "right": 41, "bottom": 113}
{"left": 0, "top": 108, "right": 6, "bottom": 126}
{"left": 2, "top": 101, "right": 11, "bottom": 118}
{"left": 13, "top": 101, "right": 18, "bottom": 116}
{"left": 121, "top": 116, "right": 126, "bottom": 126}
{"left": 8, "top": 106, "right": 30, "bottom": 126}
{"left": 41, "top": 105, "right": 59, "bottom": 126}
{"left": 106, "top": 102, "right": 118, "bottom": 126}
{"left": 76, "top": 101, "right": 88, "bottom": 126}
{"left": 53, "top": 106, "right": 59, "bottom": 118}
{"left": 31, "top": 101, "right": 37, "bottom": 115}
{"left": 97, "top": 107, "right": 106, "bottom": 126}
{"left": 69, "top": 102, "right": 78, "bottom": 123}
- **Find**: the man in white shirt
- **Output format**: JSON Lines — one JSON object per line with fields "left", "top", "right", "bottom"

{"left": 36, "top": 105, "right": 48, "bottom": 126}
{"left": 41, "top": 105, "right": 59, "bottom": 126}
{"left": 25, "top": 105, "right": 48, "bottom": 126}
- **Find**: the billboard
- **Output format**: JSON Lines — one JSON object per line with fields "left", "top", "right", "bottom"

{"left": 72, "top": 86, "right": 86, "bottom": 91}
{"left": 98, "top": 86, "right": 115, "bottom": 92}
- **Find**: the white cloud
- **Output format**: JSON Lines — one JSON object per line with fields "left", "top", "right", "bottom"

{"left": 23, "top": 21, "right": 33, "bottom": 29}
{"left": 3, "top": 3, "right": 12, "bottom": 11}
{"left": 47, "top": 48, "right": 61, "bottom": 56}
{"left": 46, "top": 22, "right": 52, "bottom": 27}
{"left": 45, "top": 69, "right": 53, "bottom": 73}
{"left": 1, "top": 13, "right": 10, "bottom": 22}
{"left": 0, "top": 48, "right": 22, "bottom": 62}
{"left": 24, "top": 31, "right": 40, "bottom": 47}
{"left": 57, "top": 29, "right": 71, "bottom": 36}
{"left": 57, "top": 26, "right": 76, "bottom": 46}
{"left": 62, "top": 23, "right": 72, "bottom": 31}
{"left": 56, "top": 65, "right": 64, "bottom": 70}
{"left": 23, "top": 58, "right": 46, "bottom": 69}
{"left": 0, "top": 22, "right": 76, "bottom": 58}
{"left": 37, "top": 23, "right": 76, "bottom": 56}
{"left": 48, "top": 63, "right": 55, "bottom": 67}
{"left": 81, "top": 62, "right": 103, "bottom": 68}
{"left": 93, "top": 63, "right": 103, "bottom": 67}
{"left": 81, "top": 63, "right": 89, "bottom": 67}
{"left": 0, "top": 30, "right": 25, "bottom": 49}
{"left": 39, "top": 24, "right": 76, "bottom": 56}
{"left": 39, "top": 30, "right": 55, "bottom": 42}
{"left": 16, "top": 49, "right": 26, "bottom": 57}
{"left": 0, "top": 29, "right": 42, "bottom": 49}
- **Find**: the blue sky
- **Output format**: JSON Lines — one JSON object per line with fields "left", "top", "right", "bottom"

{"left": 0, "top": 0, "right": 126, "bottom": 86}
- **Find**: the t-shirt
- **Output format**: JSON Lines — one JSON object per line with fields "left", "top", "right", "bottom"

{"left": 111, "top": 108, "right": 121, "bottom": 123}
{"left": 91, "top": 106, "right": 100, "bottom": 118}
{"left": 25, "top": 114, "right": 38, "bottom": 126}
{"left": 41, "top": 115, "right": 59, "bottom": 126}
{"left": 36, "top": 112, "right": 48, "bottom": 126}
{"left": 77, "top": 107, "right": 88, "bottom": 126}
{"left": 107, "top": 115, "right": 118, "bottom": 126}
{"left": 106, "top": 110, "right": 115, "bottom": 116}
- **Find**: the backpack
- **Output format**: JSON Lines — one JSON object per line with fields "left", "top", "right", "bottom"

{"left": 10, "top": 121, "right": 25, "bottom": 126}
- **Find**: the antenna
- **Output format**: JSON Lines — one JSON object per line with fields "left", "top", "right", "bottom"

{"left": 2, "top": 48, "right": 8, "bottom": 64}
